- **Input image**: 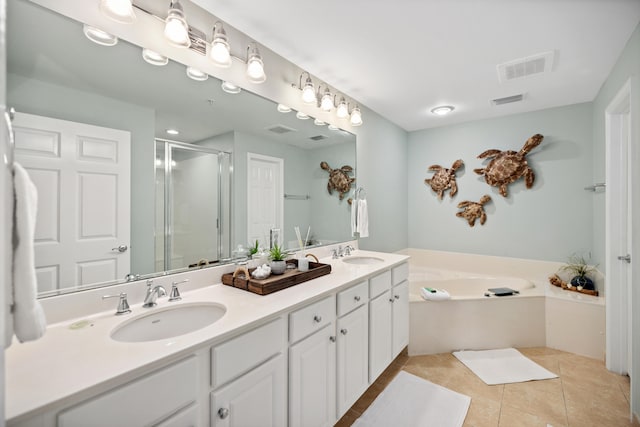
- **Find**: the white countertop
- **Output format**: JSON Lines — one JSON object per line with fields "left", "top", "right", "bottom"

{"left": 5, "top": 250, "right": 409, "bottom": 423}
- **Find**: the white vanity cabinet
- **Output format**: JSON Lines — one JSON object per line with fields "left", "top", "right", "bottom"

{"left": 336, "top": 281, "right": 369, "bottom": 418}
{"left": 368, "top": 263, "right": 409, "bottom": 382}
{"left": 288, "top": 295, "right": 337, "bottom": 427}
{"left": 210, "top": 318, "right": 287, "bottom": 427}
{"left": 57, "top": 356, "right": 199, "bottom": 427}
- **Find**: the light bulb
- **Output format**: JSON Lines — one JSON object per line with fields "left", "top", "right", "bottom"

{"left": 302, "top": 79, "right": 316, "bottom": 104}
{"left": 83, "top": 25, "right": 118, "bottom": 46}
{"left": 164, "top": 1, "right": 190, "bottom": 48}
{"left": 186, "top": 67, "right": 208, "bottom": 81}
{"left": 142, "top": 49, "right": 168, "bottom": 66}
{"left": 336, "top": 98, "right": 349, "bottom": 119}
{"left": 100, "top": 0, "right": 136, "bottom": 24}
{"left": 246, "top": 44, "right": 266, "bottom": 83}
{"left": 350, "top": 106, "right": 363, "bottom": 126}
{"left": 210, "top": 23, "right": 231, "bottom": 67}
{"left": 320, "top": 89, "right": 333, "bottom": 111}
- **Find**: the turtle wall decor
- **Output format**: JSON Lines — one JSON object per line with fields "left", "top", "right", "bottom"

{"left": 424, "top": 159, "right": 464, "bottom": 200}
{"left": 320, "top": 161, "right": 355, "bottom": 201}
{"left": 456, "top": 195, "right": 492, "bottom": 227}
{"left": 474, "top": 134, "right": 543, "bottom": 197}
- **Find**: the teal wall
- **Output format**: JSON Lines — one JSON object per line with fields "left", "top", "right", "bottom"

{"left": 407, "top": 103, "right": 594, "bottom": 262}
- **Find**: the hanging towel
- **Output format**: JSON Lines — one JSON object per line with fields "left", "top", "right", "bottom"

{"left": 351, "top": 198, "right": 358, "bottom": 236}
{"left": 6, "top": 162, "right": 47, "bottom": 347}
{"left": 357, "top": 199, "right": 369, "bottom": 238}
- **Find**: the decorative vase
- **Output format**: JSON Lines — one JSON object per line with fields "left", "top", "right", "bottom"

{"left": 571, "top": 276, "right": 594, "bottom": 291}
{"left": 270, "top": 260, "right": 286, "bottom": 275}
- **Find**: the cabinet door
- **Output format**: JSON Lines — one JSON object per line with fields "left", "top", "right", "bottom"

{"left": 392, "top": 281, "right": 409, "bottom": 357}
{"left": 337, "top": 305, "right": 369, "bottom": 418}
{"left": 289, "top": 323, "right": 336, "bottom": 427}
{"left": 369, "top": 290, "right": 393, "bottom": 382}
{"left": 211, "top": 354, "right": 286, "bottom": 427}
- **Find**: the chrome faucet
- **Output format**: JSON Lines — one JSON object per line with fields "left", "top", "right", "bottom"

{"left": 344, "top": 245, "right": 355, "bottom": 256}
{"left": 142, "top": 280, "right": 167, "bottom": 308}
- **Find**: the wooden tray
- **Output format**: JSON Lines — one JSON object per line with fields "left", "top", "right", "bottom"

{"left": 221, "top": 259, "right": 332, "bottom": 295}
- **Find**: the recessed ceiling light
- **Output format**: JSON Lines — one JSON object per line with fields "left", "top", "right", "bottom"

{"left": 186, "top": 67, "right": 208, "bottom": 81}
{"left": 83, "top": 25, "right": 118, "bottom": 46}
{"left": 166, "top": 129, "right": 179, "bottom": 135}
{"left": 277, "top": 104, "right": 291, "bottom": 113}
{"left": 296, "top": 111, "right": 310, "bottom": 120}
{"left": 431, "top": 105, "right": 455, "bottom": 116}
{"left": 221, "top": 81, "right": 241, "bottom": 94}
{"left": 142, "top": 48, "right": 168, "bottom": 66}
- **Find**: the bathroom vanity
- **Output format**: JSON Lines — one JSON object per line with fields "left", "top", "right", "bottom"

{"left": 6, "top": 249, "right": 409, "bottom": 427}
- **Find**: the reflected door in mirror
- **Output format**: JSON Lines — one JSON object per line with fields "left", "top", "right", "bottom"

{"left": 13, "top": 113, "right": 131, "bottom": 295}
{"left": 247, "top": 153, "right": 284, "bottom": 249}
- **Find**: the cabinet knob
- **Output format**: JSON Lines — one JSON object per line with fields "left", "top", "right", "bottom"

{"left": 329, "top": 336, "right": 336, "bottom": 343}
{"left": 389, "top": 298, "right": 395, "bottom": 303}
{"left": 394, "top": 295, "right": 400, "bottom": 300}
{"left": 218, "top": 408, "right": 229, "bottom": 419}
{"left": 354, "top": 295, "right": 361, "bottom": 302}
{"left": 340, "top": 328, "right": 348, "bottom": 335}
{"left": 313, "top": 315, "right": 322, "bottom": 323}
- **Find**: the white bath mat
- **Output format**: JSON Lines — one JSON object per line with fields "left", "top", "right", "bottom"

{"left": 353, "top": 371, "right": 470, "bottom": 427}
{"left": 453, "top": 348, "right": 558, "bottom": 385}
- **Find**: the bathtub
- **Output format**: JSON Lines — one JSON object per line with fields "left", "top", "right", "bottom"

{"left": 406, "top": 251, "right": 605, "bottom": 359}
{"left": 408, "top": 267, "right": 546, "bottom": 355}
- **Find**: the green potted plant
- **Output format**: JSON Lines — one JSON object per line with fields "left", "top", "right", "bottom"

{"left": 560, "top": 253, "right": 598, "bottom": 290}
{"left": 269, "top": 244, "right": 289, "bottom": 275}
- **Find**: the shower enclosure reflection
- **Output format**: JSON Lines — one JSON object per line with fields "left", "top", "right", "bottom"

{"left": 155, "top": 140, "right": 232, "bottom": 271}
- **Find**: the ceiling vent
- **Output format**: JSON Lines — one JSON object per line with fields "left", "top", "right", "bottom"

{"left": 492, "top": 94, "right": 525, "bottom": 106}
{"left": 309, "top": 135, "right": 329, "bottom": 141}
{"left": 497, "top": 51, "right": 554, "bottom": 83}
{"left": 266, "top": 124, "right": 297, "bottom": 134}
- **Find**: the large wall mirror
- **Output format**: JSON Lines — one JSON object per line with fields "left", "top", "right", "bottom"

{"left": 7, "top": 0, "right": 357, "bottom": 298}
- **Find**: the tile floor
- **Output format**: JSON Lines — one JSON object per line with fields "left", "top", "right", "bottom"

{"left": 336, "top": 347, "right": 638, "bottom": 427}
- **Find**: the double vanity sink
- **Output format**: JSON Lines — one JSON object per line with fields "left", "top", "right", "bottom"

{"left": 6, "top": 248, "right": 410, "bottom": 426}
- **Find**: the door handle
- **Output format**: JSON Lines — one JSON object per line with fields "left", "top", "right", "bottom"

{"left": 112, "top": 245, "right": 128, "bottom": 253}
{"left": 617, "top": 254, "right": 631, "bottom": 263}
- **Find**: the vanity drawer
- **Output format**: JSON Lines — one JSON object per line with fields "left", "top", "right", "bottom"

{"left": 337, "top": 281, "right": 368, "bottom": 317}
{"left": 289, "top": 295, "right": 336, "bottom": 343}
{"left": 58, "top": 356, "right": 197, "bottom": 427}
{"left": 369, "top": 270, "right": 392, "bottom": 298}
{"left": 212, "top": 317, "right": 286, "bottom": 388}
{"left": 392, "top": 262, "right": 409, "bottom": 286}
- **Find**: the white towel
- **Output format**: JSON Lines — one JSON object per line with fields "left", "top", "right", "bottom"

{"left": 356, "top": 199, "right": 369, "bottom": 238}
{"left": 351, "top": 198, "right": 358, "bottom": 236}
{"left": 5, "top": 163, "right": 47, "bottom": 347}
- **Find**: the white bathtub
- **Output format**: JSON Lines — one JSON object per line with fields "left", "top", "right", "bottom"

{"left": 410, "top": 276, "right": 536, "bottom": 300}
{"left": 408, "top": 268, "right": 546, "bottom": 355}
{"left": 406, "top": 254, "right": 605, "bottom": 359}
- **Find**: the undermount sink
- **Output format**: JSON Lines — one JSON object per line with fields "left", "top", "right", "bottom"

{"left": 342, "top": 256, "right": 385, "bottom": 265}
{"left": 110, "top": 303, "right": 226, "bottom": 343}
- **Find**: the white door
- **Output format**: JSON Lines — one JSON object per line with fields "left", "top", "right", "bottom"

{"left": 605, "top": 80, "right": 634, "bottom": 375}
{"left": 337, "top": 305, "right": 369, "bottom": 418}
{"left": 12, "top": 113, "right": 130, "bottom": 294}
{"left": 211, "top": 355, "right": 286, "bottom": 427}
{"left": 392, "top": 281, "right": 410, "bottom": 357}
{"left": 289, "top": 324, "right": 336, "bottom": 427}
{"left": 247, "top": 153, "right": 283, "bottom": 249}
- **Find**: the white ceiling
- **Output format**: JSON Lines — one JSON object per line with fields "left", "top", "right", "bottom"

{"left": 193, "top": 0, "right": 640, "bottom": 131}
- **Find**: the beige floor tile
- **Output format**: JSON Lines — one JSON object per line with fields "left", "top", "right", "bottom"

{"left": 519, "top": 347, "right": 569, "bottom": 357}
{"left": 441, "top": 367, "right": 504, "bottom": 404}
{"left": 463, "top": 396, "right": 501, "bottom": 427}
{"left": 563, "top": 377, "right": 630, "bottom": 423}
{"left": 498, "top": 404, "right": 568, "bottom": 427}
{"left": 502, "top": 379, "right": 568, "bottom": 427}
